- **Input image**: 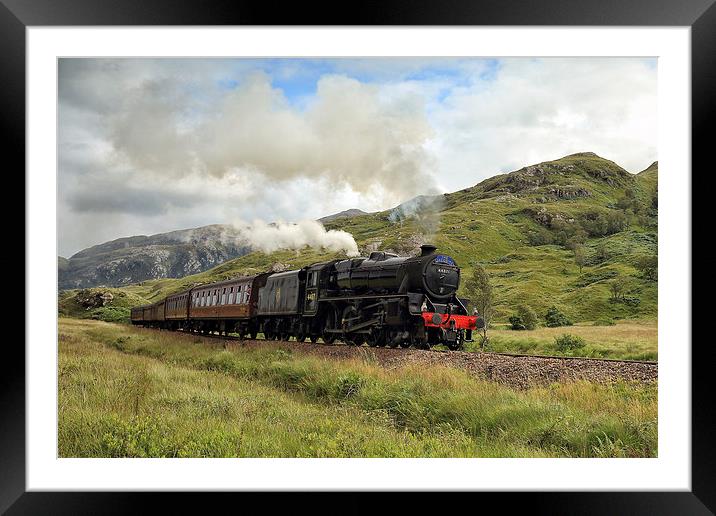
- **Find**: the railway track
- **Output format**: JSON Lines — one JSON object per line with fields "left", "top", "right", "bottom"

{"left": 140, "top": 327, "right": 658, "bottom": 389}
{"left": 168, "top": 328, "right": 657, "bottom": 364}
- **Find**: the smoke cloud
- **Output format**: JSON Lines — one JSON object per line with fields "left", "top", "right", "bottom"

{"left": 238, "top": 219, "right": 360, "bottom": 257}
{"left": 105, "top": 71, "right": 438, "bottom": 203}
{"left": 388, "top": 193, "right": 445, "bottom": 241}
{"left": 181, "top": 219, "right": 360, "bottom": 257}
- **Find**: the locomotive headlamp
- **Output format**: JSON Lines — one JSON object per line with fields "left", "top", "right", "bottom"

{"left": 432, "top": 313, "right": 443, "bottom": 325}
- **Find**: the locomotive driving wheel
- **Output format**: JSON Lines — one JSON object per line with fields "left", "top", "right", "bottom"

{"left": 341, "top": 306, "right": 361, "bottom": 346}
{"left": 322, "top": 306, "right": 338, "bottom": 344}
{"left": 366, "top": 328, "right": 387, "bottom": 348}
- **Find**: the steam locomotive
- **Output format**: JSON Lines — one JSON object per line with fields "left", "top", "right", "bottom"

{"left": 131, "top": 244, "right": 484, "bottom": 350}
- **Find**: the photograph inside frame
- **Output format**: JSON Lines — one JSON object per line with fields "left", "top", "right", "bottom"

{"left": 57, "top": 57, "right": 658, "bottom": 459}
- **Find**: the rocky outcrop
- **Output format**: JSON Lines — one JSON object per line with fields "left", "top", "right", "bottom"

{"left": 75, "top": 289, "right": 115, "bottom": 308}
{"left": 59, "top": 225, "right": 252, "bottom": 289}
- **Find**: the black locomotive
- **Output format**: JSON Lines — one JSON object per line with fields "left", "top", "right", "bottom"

{"left": 132, "top": 244, "right": 483, "bottom": 350}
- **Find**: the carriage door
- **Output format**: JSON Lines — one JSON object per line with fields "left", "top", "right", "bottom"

{"left": 304, "top": 270, "right": 318, "bottom": 315}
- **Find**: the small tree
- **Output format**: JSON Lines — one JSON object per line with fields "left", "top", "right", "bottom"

{"left": 609, "top": 275, "right": 628, "bottom": 301}
{"left": 595, "top": 241, "right": 609, "bottom": 263}
{"left": 574, "top": 244, "right": 587, "bottom": 274}
{"left": 545, "top": 306, "right": 573, "bottom": 327}
{"left": 566, "top": 229, "right": 588, "bottom": 251}
{"left": 464, "top": 264, "right": 494, "bottom": 349}
{"left": 511, "top": 304, "right": 538, "bottom": 330}
{"left": 635, "top": 254, "right": 658, "bottom": 281}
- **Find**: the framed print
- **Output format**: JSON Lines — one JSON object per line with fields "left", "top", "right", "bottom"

{"left": 6, "top": 0, "right": 710, "bottom": 512}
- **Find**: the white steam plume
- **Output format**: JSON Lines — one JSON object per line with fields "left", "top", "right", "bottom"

{"left": 388, "top": 193, "right": 445, "bottom": 241}
{"left": 103, "top": 71, "right": 439, "bottom": 203}
{"left": 228, "top": 219, "right": 359, "bottom": 257}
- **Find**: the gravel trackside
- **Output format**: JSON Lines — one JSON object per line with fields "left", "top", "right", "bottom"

{"left": 219, "top": 338, "right": 658, "bottom": 389}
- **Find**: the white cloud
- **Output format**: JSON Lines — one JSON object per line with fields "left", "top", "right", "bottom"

{"left": 58, "top": 57, "right": 657, "bottom": 257}
{"left": 428, "top": 58, "right": 657, "bottom": 188}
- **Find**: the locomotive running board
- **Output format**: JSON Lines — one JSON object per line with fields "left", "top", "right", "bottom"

{"left": 323, "top": 317, "right": 382, "bottom": 333}
{"left": 319, "top": 294, "right": 408, "bottom": 302}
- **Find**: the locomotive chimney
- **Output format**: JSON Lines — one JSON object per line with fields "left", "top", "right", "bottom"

{"left": 420, "top": 244, "right": 437, "bottom": 257}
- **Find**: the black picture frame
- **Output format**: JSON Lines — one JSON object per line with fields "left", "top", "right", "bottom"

{"left": 5, "top": 0, "right": 709, "bottom": 512}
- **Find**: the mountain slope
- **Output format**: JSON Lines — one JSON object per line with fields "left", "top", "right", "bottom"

{"left": 107, "top": 152, "right": 657, "bottom": 324}
{"left": 59, "top": 224, "right": 251, "bottom": 290}
{"left": 318, "top": 208, "right": 369, "bottom": 223}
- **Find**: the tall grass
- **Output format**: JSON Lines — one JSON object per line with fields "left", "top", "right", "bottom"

{"left": 59, "top": 318, "right": 657, "bottom": 458}
{"left": 479, "top": 320, "right": 657, "bottom": 361}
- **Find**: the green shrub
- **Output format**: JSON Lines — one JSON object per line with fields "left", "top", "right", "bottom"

{"left": 544, "top": 306, "right": 572, "bottom": 328}
{"left": 89, "top": 306, "right": 131, "bottom": 324}
{"left": 510, "top": 305, "right": 538, "bottom": 330}
{"left": 508, "top": 315, "right": 526, "bottom": 330}
{"left": 554, "top": 334, "right": 586, "bottom": 353}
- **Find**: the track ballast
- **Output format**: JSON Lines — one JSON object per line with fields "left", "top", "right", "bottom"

{"left": 138, "top": 327, "right": 658, "bottom": 389}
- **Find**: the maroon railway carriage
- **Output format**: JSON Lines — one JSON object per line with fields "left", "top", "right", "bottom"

{"left": 131, "top": 300, "right": 166, "bottom": 327}
{"left": 132, "top": 273, "right": 271, "bottom": 337}
{"left": 130, "top": 306, "right": 143, "bottom": 325}
{"left": 186, "top": 273, "right": 270, "bottom": 336}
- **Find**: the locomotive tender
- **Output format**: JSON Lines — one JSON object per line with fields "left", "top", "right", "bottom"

{"left": 131, "top": 244, "right": 484, "bottom": 350}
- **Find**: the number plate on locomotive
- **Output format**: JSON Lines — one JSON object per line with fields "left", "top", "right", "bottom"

{"left": 433, "top": 255, "right": 456, "bottom": 266}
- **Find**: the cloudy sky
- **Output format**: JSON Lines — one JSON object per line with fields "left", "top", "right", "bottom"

{"left": 58, "top": 57, "right": 657, "bottom": 257}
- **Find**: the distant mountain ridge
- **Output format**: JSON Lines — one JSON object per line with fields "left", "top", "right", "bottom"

{"left": 59, "top": 225, "right": 251, "bottom": 290}
{"left": 318, "top": 208, "right": 368, "bottom": 223}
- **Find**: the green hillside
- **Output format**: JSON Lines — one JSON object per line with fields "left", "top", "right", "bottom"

{"left": 70, "top": 152, "right": 658, "bottom": 325}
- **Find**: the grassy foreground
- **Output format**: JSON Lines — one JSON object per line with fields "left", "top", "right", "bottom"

{"left": 480, "top": 320, "right": 657, "bottom": 361}
{"left": 59, "top": 318, "right": 657, "bottom": 458}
